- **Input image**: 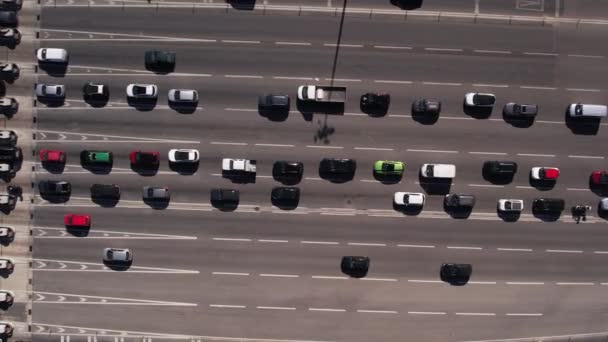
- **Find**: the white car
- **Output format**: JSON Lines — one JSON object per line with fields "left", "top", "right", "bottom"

{"left": 36, "top": 48, "right": 69, "bottom": 64}
{"left": 0, "top": 322, "right": 13, "bottom": 338}
{"left": 0, "top": 258, "right": 14, "bottom": 271}
{"left": 0, "top": 28, "right": 20, "bottom": 44}
{"left": 599, "top": 198, "right": 608, "bottom": 212}
{"left": 126, "top": 84, "right": 158, "bottom": 99}
{"left": 530, "top": 167, "right": 560, "bottom": 181}
{"left": 498, "top": 199, "right": 524, "bottom": 212}
{"left": 0, "top": 290, "right": 14, "bottom": 306}
{"left": 0, "top": 226, "right": 14, "bottom": 240}
{"left": 393, "top": 192, "right": 425, "bottom": 207}
{"left": 168, "top": 89, "right": 198, "bottom": 104}
{"left": 103, "top": 248, "right": 133, "bottom": 263}
{"left": 464, "top": 92, "right": 496, "bottom": 108}
{"left": 168, "top": 149, "right": 199, "bottom": 163}
{"left": 35, "top": 83, "right": 65, "bottom": 98}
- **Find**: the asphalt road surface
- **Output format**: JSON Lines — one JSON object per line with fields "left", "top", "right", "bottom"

{"left": 30, "top": 2, "right": 608, "bottom": 342}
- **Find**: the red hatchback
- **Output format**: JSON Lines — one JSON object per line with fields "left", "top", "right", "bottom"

{"left": 39, "top": 149, "right": 66, "bottom": 163}
{"left": 64, "top": 214, "right": 91, "bottom": 228}
{"left": 129, "top": 150, "right": 160, "bottom": 168}
{"left": 591, "top": 171, "right": 608, "bottom": 186}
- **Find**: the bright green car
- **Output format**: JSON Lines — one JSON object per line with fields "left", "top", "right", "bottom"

{"left": 373, "top": 160, "right": 404, "bottom": 176}
{"left": 80, "top": 150, "right": 113, "bottom": 165}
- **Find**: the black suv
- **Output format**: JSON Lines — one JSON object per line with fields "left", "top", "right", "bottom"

{"left": 82, "top": 82, "right": 109, "bottom": 101}
{"left": 319, "top": 158, "right": 356, "bottom": 180}
{"left": 503, "top": 103, "right": 538, "bottom": 118}
{"left": 440, "top": 263, "right": 472, "bottom": 285}
{"left": 341, "top": 256, "right": 370, "bottom": 278}
{"left": 258, "top": 94, "right": 290, "bottom": 112}
{"left": 444, "top": 194, "right": 476, "bottom": 209}
{"left": 532, "top": 198, "right": 565, "bottom": 213}
{"left": 483, "top": 161, "right": 518, "bottom": 177}
{"left": 271, "top": 186, "right": 300, "bottom": 204}
{"left": 38, "top": 180, "right": 71, "bottom": 196}
{"left": 210, "top": 188, "right": 239, "bottom": 207}
{"left": 0, "top": 11, "right": 17, "bottom": 27}
{"left": 360, "top": 93, "right": 390, "bottom": 112}
{"left": 411, "top": 99, "right": 441, "bottom": 116}
{"left": 0, "top": 147, "right": 20, "bottom": 164}
{"left": 273, "top": 161, "right": 303, "bottom": 183}
{"left": 144, "top": 50, "right": 176, "bottom": 72}
{"left": 90, "top": 184, "right": 120, "bottom": 199}
{"left": 0, "top": 130, "right": 16, "bottom": 147}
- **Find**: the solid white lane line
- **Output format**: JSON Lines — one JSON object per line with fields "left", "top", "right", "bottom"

{"left": 456, "top": 312, "right": 496, "bottom": 316}
{"left": 408, "top": 280, "right": 442, "bottom": 283}
{"left": 304, "top": 177, "right": 323, "bottom": 181}
{"left": 506, "top": 282, "right": 545, "bottom": 285}
{"left": 210, "top": 141, "right": 248, "bottom": 146}
{"left": 357, "top": 309, "right": 398, "bottom": 314}
{"left": 601, "top": 283, "right": 608, "bottom": 285}
{"left": 388, "top": 114, "right": 410, "bottom": 118}
{"left": 519, "top": 86, "right": 557, "bottom": 90}
{"left": 354, "top": 147, "right": 394, "bottom": 151}
{"left": 212, "top": 272, "right": 250, "bottom": 276}
{"left": 566, "top": 188, "right": 588, "bottom": 192}
{"left": 408, "top": 311, "right": 446, "bottom": 315}
{"left": 374, "top": 45, "right": 413, "bottom": 50}
{"left": 422, "top": 82, "right": 462, "bottom": 86}
{"left": 468, "top": 281, "right": 497, "bottom": 285}
{"left": 212, "top": 238, "right": 252, "bottom": 242}
{"left": 447, "top": 246, "right": 483, "bottom": 250}
{"left": 257, "top": 239, "right": 289, "bottom": 243}
{"left": 546, "top": 249, "right": 583, "bottom": 253}
{"left": 374, "top": 80, "right": 413, "bottom": 84}
{"left": 397, "top": 244, "right": 435, "bottom": 248}
{"left": 535, "top": 120, "right": 563, "bottom": 124}
{"left": 224, "top": 108, "right": 257, "bottom": 112}
{"left": 347, "top": 242, "right": 387, "bottom": 247}
{"left": 468, "top": 184, "right": 504, "bottom": 188}
{"left": 469, "top": 151, "right": 508, "bottom": 155}
{"left": 221, "top": 40, "right": 260, "bottom": 44}
{"left": 224, "top": 74, "right": 263, "bottom": 79}
{"left": 321, "top": 212, "right": 356, "bottom": 216}
{"left": 566, "top": 88, "right": 600, "bottom": 92}
{"left": 474, "top": 49, "right": 511, "bottom": 54}
{"left": 360, "top": 278, "right": 398, "bottom": 282}
{"left": 254, "top": 143, "right": 295, "bottom": 147}
{"left": 344, "top": 112, "right": 366, "bottom": 116}
{"left": 517, "top": 153, "right": 555, "bottom": 157}
{"left": 472, "top": 83, "right": 509, "bottom": 88}
{"left": 257, "top": 306, "right": 296, "bottom": 310}
{"left": 309, "top": 308, "right": 346, "bottom": 312}
{"left": 407, "top": 149, "right": 459, "bottom": 153}
{"left": 506, "top": 313, "right": 543, "bottom": 316}
{"left": 306, "top": 145, "right": 344, "bottom": 149}
{"left": 594, "top": 251, "right": 608, "bottom": 254}
{"left": 325, "top": 78, "right": 361, "bottom": 82}
{"left": 568, "top": 54, "right": 604, "bottom": 58}
{"left": 300, "top": 241, "right": 339, "bottom": 245}
{"left": 515, "top": 186, "right": 534, "bottom": 189}
{"left": 312, "top": 276, "right": 348, "bottom": 280}
{"left": 556, "top": 282, "right": 595, "bottom": 286}
{"left": 273, "top": 76, "right": 315, "bottom": 80}
{"left": 210, "top": 304, "right": 246, "bottom": 309}
{"left": 523, "top": 52, "right": 558, "bottom": 56}
{"left": 359, "top": 179, "right": 377, "bottom": 183}
{"left": 259, "top": 274, "right": 299, "bottom": 278}
{"left": 425, "top": 47, "right": 463, "bottom": 52}
{"left": 568, "top": 155, "right": 605, "bottom": 159}
{"left": 323, "top": 43, "right": 363, "bottom": 48}
{"left": 275, "top": 41, "right": 311, "bottom": 46}
{"left": 497, "top": 248, "right": 533, "bottom": 252}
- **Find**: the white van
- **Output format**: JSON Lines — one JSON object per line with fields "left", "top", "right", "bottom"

{"left": 420, "top": 163, "right": 456, "bottom": 179}
{"left": 568, "top": 103, "right": 608, "bottom": 118}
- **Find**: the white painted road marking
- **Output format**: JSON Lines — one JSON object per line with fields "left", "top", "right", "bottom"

{"left": 212, "top": 272, "right": 250, "bottom": 276}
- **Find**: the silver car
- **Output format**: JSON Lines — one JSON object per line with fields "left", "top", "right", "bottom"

{"left": 142, "top": 186, "right": 170, "bottom": 200}
{"left": 103, "top": 248, "right": 133, "bottom": 263}
{"left": 0, "top": 290, "right": 14, "bottom": 306}
{"left": 168, "top": 89, "right": 198, "bottom": 104}
{"left": 36, "top": 48, "right": 68, "bottom": 64}
{"left": 0, "top": 226, "right": 14, "bottom": 240}
{"left": 0, "top": 258, "right": 14, "bottom": 271}
{"left": 35, "top": 83, "right": 65, "bottom": 98}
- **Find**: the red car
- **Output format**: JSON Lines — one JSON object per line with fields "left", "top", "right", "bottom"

{"left": 129, "top": 150, "right": 160, "bottom": 167}
{"left": 64, "top": 214, "right": 91, "bottom": 228}
{"left": 39, "top": 149, "right": 66, "bottom": 163}
{"left": 591, "top": 171, "right": 608, "bottom": 186}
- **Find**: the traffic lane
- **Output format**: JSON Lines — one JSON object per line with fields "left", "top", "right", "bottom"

{"left": 561, "top": 0, "right": 608, "bottom": 19}
{"left": 32, "top": 206, "right": 608, "bottom": 254}
{"left": 31, "top": 227, "right": 608, "bottom": 283}
{"left": 34, "top": 41, "right": 608, "bottom": 89}
{"left": 41, "top": 7, "right": 608, "bottom": 56}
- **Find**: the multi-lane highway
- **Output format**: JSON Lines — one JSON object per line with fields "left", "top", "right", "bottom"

{"left": 30, "top": 1, "right": 608, "bottom": 341}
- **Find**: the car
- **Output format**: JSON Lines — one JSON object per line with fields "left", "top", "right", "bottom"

{"left": 126, "top": 84, "right": 158, "bottom": 99}
{"left": 0, "top": 321, "right": 13, "bottom": 338}
{"left": 80, "top": 150, "right": 112, "bottom": 165}
{"left": 0, "top": 226, "right": 14, "bottom": 241}
{"left": 0, "top": 194, "right": 16, "bottom": 209}
{"left": 599, "top": 198, "right": 608, "bottom": 212}
{"left": 482, "top": 161, "right": 517, "bottom": 177}
{"left": 0, "top": 130, "right": 16, "bottom": 147}
{"left": 0, "top": 28, "right": 19, "bottom": 44}
{"left": 0, "top": 63, "right": 18, "bottom": 81}
{"left": 0, "top": 11, "right": 17, "bottom": 26}
{"left": 168, "top": 149, "right": 199, "bottom": 163}
{"left": 36, "top": 48, "right": 69, "bottom": 64}
{"left": 222, "top": 158, "right": 256, "bottom": 174}
{"left": 591, "top": 171, "right": 608, "bottom": 186}
{"left": 0, "top": 0, "right": 22, "bottom": 10}
{"left": 39, "top": 149, "right": 66, "bottom": 163}
{"left": 0, "top": 97, "right": 17, "bottom": 115}
{"left": 64, "top": 214, "right": 91, "bottom": 228}
{"left": 35, "top": 83, "right": 65, "bottom": 99}
{"left": 0, "top": 257, "right": 13, "bottom": 272}
{"left": 258, "top": 94, "right": 290, "bottom": 112}
{"left": 129, "top": 150, "right": 160, "bottom": 168}
{"left": 90, "top": 184, "right": 121, "bottom": 199}
{"left": 38, "top": 180, "right": 71, "bottom": 196}
{"left": 168, "top": 89, "right": 198, "bottom": 104}
{"left": 142, "top": 186, "right": 170, "bottom": 201}
{"left": 411, "top": 98, "right": 441, "bottom": 116}
{"left": 568, "top": 103, "right": 607, "bottom": 118}
{"left": 440, "top": 263, "right": 472, "bottom": 285}
{"left": 503, "top": 103, "right": 538, "bottom": 117}
{"left": 272, "top": 161, "right": 303, "bottom": 182}
{"left": 341, "top": 256, "right": 370, "bottom": 278}
{"left": 373, "top": 160, "right": 404, "bottom": 177}
{"left": 210, "top": 188, "right": 239, "bottom": 206}
{"left": 497, "top": 199, "right": 524, "bottom": 212}
{"left": 103, "top": 248, "right": 133, "bottom": 264}
{"left": 444, "top": 194, "right": 476, "bottom": 209}
{"left": 0, "top": 162, "right": 13, "bottom": 175}
{"left": 420, "top": 163, "right": 455, "bottom": 179}
{"left": 360, "top": 92, "right": 390, "bottom": 111}
{"left": 145, "top": 50, "right": 176, "bottom": 71}
{"left": 532, "top": 198, "right": 565, "bottom": 213}
{"left": 393, "top": 192, "right": 425, "bottom": 207}
{"left": 271, "top": 186, "right": 300, "bottom": 203}
{"left": 530, "top": 167, "right": 559, "bottom": 181}
{"left": 464, "top": 93, "right": 496, "bottom": 108}
{"left": 82, "top": 82, "right": 109, "bottom": 100}
{"left": 319, "top": 158, "right": 356, "bottom": 177}
{"left": 0, "top": 290, "right": 14, "bottom": 306}
{"left": 0, "top": 146, "right": 19, "bottom": 163}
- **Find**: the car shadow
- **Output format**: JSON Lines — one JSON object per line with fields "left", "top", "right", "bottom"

{"left": 341, "top": 268, "right": 368, "bottom": 279}
{"left": 91, "top": 197, "right": 119, "bottom": 208}
{"left": 127, "top": 98, "right": 157, "bottom": 111}
{"left": 532, "top": 209, "right": 562, "bottom": 222}
{"left": 40, "top": 162, "right": 65, "bottom": 174}
{"left": 37, "top": 97, "right": 65, "bottom": 107}
{"left": 0, "top": 235, "right": 14, "bottom": 247}
{"left": 296, "top": 101, "right": 344, "bottom": 121}
{"left": 463, "top": 104, "right": 493, "bottom": 119}
{"left": 565, "top": 110, "right": 600, "bottom": 135}
{"left": 0, "top": 300, "right": 13, "bottom": 310}
{"left": 418, "top": 175, "right": 452, "bottom": 195}
{"left": 588, "top": 177, "right": 608, "bottom": 196}
{"left": 0, "top": 206, "right": 15, "bottom": 215}
{"left": 529, "top": 177, "right": 556, "bottom": 191}
{"left": 272, "top": 175, "right": 302, "bottom": 186}
{"left": 360, "top": 104, "right": 388, "bottom": 118}
{"left": 0, "top": 267, "right": 14, "bottom": 278}
{"left": 103, "top": 261, "right": 132, "bottom": 271}
{"left": 211, "top": 199, "right": 239, "bottom": 212}
{"left": 258, "top": 108, "right": 289, "bottom": 122}
{"left": 130, "top": 165, "right": 158, "bottom": 177}
{"left": 497, "top": 210, "right": 521, "bottom": 222}
{"left": 39, "top": 193, "right": 70, "bottom": 203}
{"left": 373, "top": 173, "right": 402, "bottom": 185}
{"left": 222, "top": 171, "right": 256, "bottom": 184}
{"left": 503, "top": 113, "right": 535, "bottom": 128}
{"left": 84, "top": 97, "right": 109, "bottom": 108}
{"left": 271, "top": 197, "right": 299, "bottom": 210}
{"left": 412, "top": 112, "right": 439, "bottom": 125}
{"left": 66, "top": 226, "right": 90, "bottom": 237}
{"left": 82, "top": 164, "right": 112, "bottom": 175}
{"left": 169, "top": 102, "right": 198, "bottom": 114}
{"left": 143, "top": 198, "right": 169, "bottom": 210}
{"left": 482, "top": 170, "right": 514, "bottom": 185}
{"left": 444, "top": 205, "right": 473, "bottom": 219}
{"left": 319, "top": 170, "right": 354, "bottom": 184}
{"left": 38, "top": 64, "right": 67, "bottom": 77}
{"left": 390, "top": 0, "right": 423, "bottom": 10}
{"left": 168, "top": 162, "right": 198, "bottom": 175}
{"left": 0, "top": 172, "right": 15, "bottom": 183}
{"left": 597, "top": 206, "right": 608, "bottom": 220}
{"left": 392, "top": 202, "right": 423, "bottom": 216}
{"left": 225, "top": 0, "right": 256, "bottom": 10}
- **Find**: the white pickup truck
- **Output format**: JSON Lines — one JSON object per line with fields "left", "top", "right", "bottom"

{"left": 297, "top": 85, "right": 346, "bottom": 103}
{"left": 222, "top": 158, "right": 257, "bottom": 174}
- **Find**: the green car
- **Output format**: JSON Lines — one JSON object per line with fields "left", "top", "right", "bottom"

{"left": 373, "top": 160, "right": 404, "bottom": 176}
{"left": 80, "top": 150, "right": 113, "bottom": 165}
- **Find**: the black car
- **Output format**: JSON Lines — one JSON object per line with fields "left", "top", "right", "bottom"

{"left": 0, "top": 63, "right": 18, "bottom": 81}
{"left": 0, "top": 0, "right": 22, "bottom": 10}
{"left": 440, "top": 263, "right": 472, "bottom": 285}
{"left": 258, "top": 94, "right": 290, "bottom": 112}
{"left": 503, "top": 103, "right": 538, "bottom": 118}
{"left": 360, "top": 92, "right": 390, "bottom": 111}
{"left": 532, "top": 198, "right": 565, "bottom": 213}
{"left": 272, "top": 161, "right": 303, "bottom": 183}
{"left": 444, "top": 194, "right": 476, "bottom": 209}
{"left": 391, "top": 0, "right": 423, "bottom": 10}
{"left": 319, "top": 158, "right": 356, "bottom": 179}
{"left": 0, "top": 28, "right": 19, "bottom": 45}
{"left": 271, "top": 187, "right": 300, "bottom": 203}
{"left": 130, "top": 151, "right": 160, "bottom": 168}
{"left": 38, "top": 180, "right": 71, "bottom": 196}
{"left": 341, "top": 256, "right": 370, "bottom": 278}
{"left": 144, "top": 50, "right": 176, "bottom": 72}
{"left": 82, "top": 82, "right": 109, "bottom": 100}
{"left": 0, "top": 11, "right": 17, "bottom": 26}
{"left": 0, "top": 147, "right": 20, "bottom": 163}
{"left": 411, "top": 99, "right": 441, "bottom": 116}
{"left": 90, "top": 184, "right": 120, "bottom": 199}
{"left": 210, "top": 188, "right": 239, "bottom": 205}
{"left": 0, "top": 130, "right": 16, "bottom": 147}
{"left": 482, "top": 161, "right": 518, "bottom": 177}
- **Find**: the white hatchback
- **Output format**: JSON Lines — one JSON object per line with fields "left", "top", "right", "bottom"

{"left": 168, "top": 149, "right": 199, "bottom": 163}
{"left": 168, "top": 89, "right": 198, "bottom": 104}
{"left": 394, "top": 192, "right": 425, "bottom": 207}
{"left": 36, "top": 48, "right": 69, "bottom": 64}
{"left": 498, "top": 199, "right": 524, "bottom": 212}
{"left": 126, "top": 84, "right": 158, "bottom": 99}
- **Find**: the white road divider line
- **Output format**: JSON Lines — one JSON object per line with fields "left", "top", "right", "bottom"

{"left": 224, "top": 74, "right": 263, "bottom": 79}
{"left": 311, "top": 276, "right": 348, "bottom": 280}
{"left": 468, "top": 281, "right": 497, "bottom": 285}
{"left": 306, "top": 145, "right": 344, "bottom": 149}
{"left": 309, "top": 308, "right": 346, "bottom": 312}
{"left": 322, "top": 43, "right": 363, "bottom": 48}
{"left": 497, "top": 248, "right": 533, "bottom": 252}
{"left": 343, "top": 112, "right": 366, "bottom": 116}
{"left": 210, "top": 141, "right": 248, "bottom": 146}
{"left": 556, "top": 282, "right": 595, "bottom": 286}
{"left": 506, "top": 282, "right": 544, "bottom": 285}
{"left": 517, "top": 153, "right": 555, "bottom": 157}
{"left": 272, "top": 76, "right": 315, "bottom": 81}
{"left": 474, "top": 49, "right": 511, "bottom": 54}
{"left": 566, "top": 188, "right": 588, "bottom": 192}
{"left": 259, "top": 274, "right": 299, "bottom": 278}
{"left": 357, "top": 309, "right": 398, "bottom": 314}
{"left": 209, "top": 304, "right": 246, "bottom": 309}
{"left": 408, "top": 280, "right": 442, "bottom": 284}
{"left": 567, "top": 54, "right": 604, "bottom": 59}
{"left": 304, "top": 177, "right": 323, "bottom": 181}
{"left": 469, "top": 151, "right": 508, "bottom": 155}
{"left": 212, "top": 238, "right": 252, "bottom": 242}
{"left": 212, "top": 272, "right": 250, "bottom": 276}
{"left": 519, "top": 86, "right": 557, "bottom": 90}
{"left": 347, "top": 242, "right": 387, "bottom": 247}
{"left": 397, "top": 244, "right": 435, "bottom": 248}
{"left": 422, "top": 82, "right": 462, "bottom": 86}
{"left": 224, "top": 108, "right": 256, "bottom": 112}
{"left": 568, "top": 155, "right": 605, "bottom": 159}
{"left": 221, "top": 40, "right": 260, "bottom": 44}
{"left": 373, "top": 45, "right": 413, "bottom": 50}
{"left": 359, "top": 179, "right": 377, "bottom": 183}
{"left": 373, "top": 80, "right": 413, "bottom": 84}
{"left": 354, "top": 147, "right": 394, "bottom": 151}
{"left": 468, "top": 184, "right": 504, "bottom": 188}
{"left": 360, "top": 278, "right": 398, "bottom": 282}
{"left": 257, "top": 239, "right": 289, "bottom": 243}
{"left": 523, "top": 52, "right": 558, "bottom": 56}
{"left": 447, "top": 246, "right": 483, "bottom": 250}
{"left": 455, "top": 312, "right": 496, "bottom": 316}
{"left": 424, "top": 47, "right": 463, "bottom": 52}
{"left": 566, "top": 88, "right": 601, "bottom": 92}
{"left": 407, "top": 149, "right": 459, "bottom": 153}
{"left": 506, "top": 313, "right": 543, "bottom": 316}
{"left": 594, "top": 251, "right": 608, "bottom": 254}
{"left": 408, "top": 311, "right": 446, "bottom": 315}
{"left": 257, "top": 306, "right": 296, "bottom": 310}
{"left": 324, "top": 78, "right": 361, "bottom": 82}
{"left": 515, "top": 186, "right": 534, "bottom": 189}
{"left": 301, "top": 241, "right": 339, "bottom": 245}
{"left": 275, "top": 41, "right": 311, "bottom": 46}
{"left": 546, "top": 249, "right": 583, "bottom": 253}
{"left": 472, "top": 83, "right": 509, "bottom": 88}
{"left": 254, "top": 143, "right": 294, "bottom": 147}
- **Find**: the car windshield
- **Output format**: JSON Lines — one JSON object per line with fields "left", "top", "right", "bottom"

{"left": 301, "top": 86, "right": 308, "bottom": 100}
{"left": 41, "top": 49, "right": 46, "bottom": 58}
{"left": 575, "top": 104, "right": 583, "bottom": 115}
{"left": 383, "top": 163, "right": 395, "bottom": 172}
{"left": 175, "top": 151, "right": 189, "bottom": 160}
{"left": 133, "top": 86, "right": 147, "bottom": 95}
